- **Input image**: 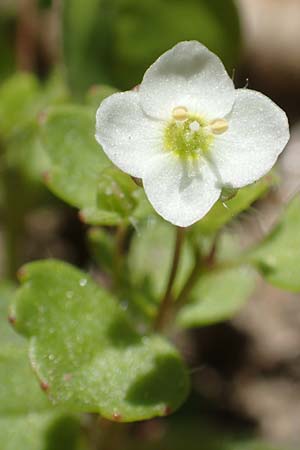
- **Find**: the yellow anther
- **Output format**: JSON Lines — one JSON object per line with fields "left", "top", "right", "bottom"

{"left": 210, "top": 119, "right": 229, "bottom": 135}
{"left": 172, "top": 106, "right": 189, "bottom": 121}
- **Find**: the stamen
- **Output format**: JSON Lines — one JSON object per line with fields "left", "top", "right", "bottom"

{"left": 164, "top": 111, "right": 213, "bottom": 160}
{"left": 210, "top": 119, "right": 229, "bottom": 135}
{"left": 172, "top": 106, "right": 188, "bottom": 121}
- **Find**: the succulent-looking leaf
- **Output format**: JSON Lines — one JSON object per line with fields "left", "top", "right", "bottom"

{"left": 177, "top": 267, "right": 256, "bottom": 328}
{"left": 0, "top": 282, "right": 83, "bottom": 450}
{"left": 249, "top": 195, "right": 300, "bottom": 292}
{"left": 12, "top": 260, "right": 189, "bottom": 422}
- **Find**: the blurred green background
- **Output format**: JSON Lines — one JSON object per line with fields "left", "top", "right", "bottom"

{"left": 1, "top": 0, "right": 300, "bottom": 449}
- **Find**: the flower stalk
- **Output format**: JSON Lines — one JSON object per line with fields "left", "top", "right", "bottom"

{"left": 154, "top": 226, "right": 185, "bottom": 331}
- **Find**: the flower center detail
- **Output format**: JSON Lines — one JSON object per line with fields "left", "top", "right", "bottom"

{"left": 164, "top": 111, "right": 211, "bottom": 160}
{"left": 164, "top": 108, "right": 229, "bottom": 160}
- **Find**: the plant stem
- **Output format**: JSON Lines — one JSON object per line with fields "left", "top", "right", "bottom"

{"left": 174, "top": 233, "right": 219, "bottom": 310}
{"left": 174, "top": 248, "right": 202, "bottom": 309}
{"left": 154, "top": 227, "right": 185, "bottom": 331}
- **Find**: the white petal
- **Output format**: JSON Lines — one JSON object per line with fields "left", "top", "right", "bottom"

{"left": 95, "top": 91, "right": 163, "bottom": 178}
{"left": 210, "top": 89, "right": 290, "bottom": 188}
{"left": 140, "top": 41, "right": 235, "bottom": 121}
{"left": 143, "top": 153, "right": 221, "bottom": 227}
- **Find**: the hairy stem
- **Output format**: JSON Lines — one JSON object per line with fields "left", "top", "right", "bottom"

{"left": 154, "top": 227, "right": 185, "bottom": 331}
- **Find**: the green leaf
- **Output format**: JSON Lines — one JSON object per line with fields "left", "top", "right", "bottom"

{"left": 0, "top": 413, "right": 84, "bottom": 450}
{"left": 5, "top": 122, "right": 49, "bottom": 184}
{"left": 177, "top": 267, "right": 256, "bottom": 328}
{"left": 41, "top": 107, "right": 152, "bottom": 225}
{"left": 248, "top": 195, "right": 300, "bottom": 292}
{"left": 195, "top": 175, "right": 275, "bottom": 235}
{"left": 0, "top": 281, "right": 20, "bottom": 350}
{"left": 88, "top": 226, "right": 161, "bottom": 324}
{"left": 0, "top": 72, "right": 69, "bottom": 139}
{"left": 0, "top": 282, "right": 84, "bottom": 450}
{"left": 0, "top": 281, "right": 50, "bottom": 414}
{"left": 0, "top": 72, "right": 69, "bottom": 201}
{"left": 12, "top": 260, "right": 189, "bottom": 421}
{"left": 94, "top": 167, "right": 150, "bottom": 226}
{"left": 40, "top": 105, "right": 110, "bottom": 214}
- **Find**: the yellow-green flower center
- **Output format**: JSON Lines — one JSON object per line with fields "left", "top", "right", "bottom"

{"left": 164, "top": 113, "right": 214, "bottom": 160}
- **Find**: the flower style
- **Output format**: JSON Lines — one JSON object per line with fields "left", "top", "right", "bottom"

{"left": 95, "top": 41, "right": 289, "bottom": 227}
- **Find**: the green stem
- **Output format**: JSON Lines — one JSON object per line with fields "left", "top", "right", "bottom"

{"left": 175, "top": 248, "right": 202, "bottom": 309}
{"left": 174, "top": 233, "right": 219, "bottom": 311}
{"left": 154, "top": 227, "right": 185, "bottom": 331}
{"left": 174, "top": 234, "right": 247, "bottom": 315}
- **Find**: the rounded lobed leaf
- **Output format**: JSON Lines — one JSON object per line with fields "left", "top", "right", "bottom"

{"left": 12, "top": 260, "right": 189, "bottom": 421}
{"left": 0, "top": 281, "right": 51, "bottom": 415}
{"left": 0, "top": 282, "right": 83, "bottom": 450}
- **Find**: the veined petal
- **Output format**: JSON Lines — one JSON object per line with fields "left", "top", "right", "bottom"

{"left": 140, "top": 41, "right": 235, "bottom": 121}
{"left": 95, "top": 91, "right": 163, "bottom": 178}
{"left": 210, "top": 89, "right": 290, "bottom": 188}
{"left": 143, "top": 153, "right": 221, "bottom": 227}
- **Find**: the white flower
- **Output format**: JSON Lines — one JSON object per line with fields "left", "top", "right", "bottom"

{"left": 95, "top": 41, "right": 289, "bottom": 227}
